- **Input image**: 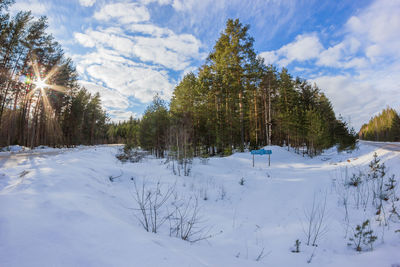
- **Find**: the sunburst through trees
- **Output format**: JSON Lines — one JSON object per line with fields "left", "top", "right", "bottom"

{"left": 23, "top": 56, "right": 67, "bottom": 146}
{"left": 0, "top": 3, "right": 109, "bottom": 148}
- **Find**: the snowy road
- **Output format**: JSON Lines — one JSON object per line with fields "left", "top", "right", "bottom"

{"left": 360, "top": 140, "right": 400, "bottom": 152}
{"left": 0, "top": 150, "right": 64, "bottom": 169}
{"left": 0, "top": 145, "right": 121, "bottom": 169}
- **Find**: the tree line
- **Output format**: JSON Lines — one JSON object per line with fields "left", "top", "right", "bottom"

{"left": 0, "top": 0, "right": 108, "bottom": 148}
{"left": 359, "top": 107, "right": 400, "bottom": 142}
{"left": 111, "top": 19, "right": 356, "bottom": 158}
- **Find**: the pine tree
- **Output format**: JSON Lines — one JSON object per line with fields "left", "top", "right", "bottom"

{"left": 139, "top": 95, "right": 169, "bottom": 158}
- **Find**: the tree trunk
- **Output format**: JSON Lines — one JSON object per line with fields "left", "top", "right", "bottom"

{"left": 239, "top": 90, "right": 244, "bottom": 151}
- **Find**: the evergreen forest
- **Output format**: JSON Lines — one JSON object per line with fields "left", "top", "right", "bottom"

{"left": 359, "top": 107, "right": 400, "bottom": 142}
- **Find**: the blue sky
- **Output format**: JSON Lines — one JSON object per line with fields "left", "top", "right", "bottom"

{"left": 11, "top": 0, "right": 400, "bottom": 130}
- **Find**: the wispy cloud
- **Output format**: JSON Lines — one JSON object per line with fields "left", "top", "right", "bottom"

{"left": 79, "top": 0, "right": 96, "bottom": 7}
{"left": 10, "top": 0, "right": 48, "bottom": 16}
{"left": 94, "top": 2, "right": 150, "bottom": 24}
{"left": 73, "top": 1, "right": 204, "bottom": 111}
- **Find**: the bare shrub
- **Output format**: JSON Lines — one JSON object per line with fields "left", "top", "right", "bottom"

{"left": 302, "top": 193, "right": 328, "bottom": 246}
{"left": 109, "top": 171, "right": 123, "bottom": 182}
{"left": 168, "top": 196, "right": 212, "bottom": 243}
{"left": 117, "top": 147, "right": 148, "bottom": 163}
{"left": 255, "top": 247, "right": 266, "bottom": 261}
{"left": 218, "top": 185, "right": 226, "bottom": 200}
{"left": 131, "top": 178, "right": 175, "bottom": 233}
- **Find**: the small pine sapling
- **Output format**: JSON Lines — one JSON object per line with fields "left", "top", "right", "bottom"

{"left": 368, "top": 153, "right": 387, "bottom": 206}
{"left": 347, "top": 173, "right": 362, "bottom": 187}
{"left": 348, "top": 220, "right": 377, "bottom": 252}
{"left": 385, "top": 175, "right": 400, "bottom": 222}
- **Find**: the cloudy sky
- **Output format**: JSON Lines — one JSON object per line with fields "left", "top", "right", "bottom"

{"left": 11, "top": 0, "right": 400, "bottom": 130}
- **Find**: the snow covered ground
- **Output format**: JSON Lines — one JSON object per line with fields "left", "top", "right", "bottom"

{"left": 0, "top": 143, "right": 399, "bottom": 266}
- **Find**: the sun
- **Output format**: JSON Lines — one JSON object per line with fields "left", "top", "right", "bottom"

{"left": 26, "top": 55, "right": 70, "bottom": 117}
{"left": 29, "top": 55, "right": 68, "bottom": 94}
{"left": 34, "top": 78, "right": 48, "bottom": 90}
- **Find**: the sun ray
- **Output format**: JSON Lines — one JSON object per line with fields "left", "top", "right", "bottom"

{"left": 47, "top": 84, "right": 67, "bottom": 93}
{"left": 40, "top": 89, "right": 53, "bottom": 114}
{"left": 31, "top": 55, "right": 41, "bottom": 83}
{"left": 43, "top": 65, "right": 60, "bottom": 83}
{"left": 26, "top": 87, "right": 37, "bottom": 99}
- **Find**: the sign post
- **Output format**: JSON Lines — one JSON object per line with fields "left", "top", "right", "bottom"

{"left": 251, "top": 149, "right": 272, "bottom": 167}
{"left": 268, "top": 153, "right": 271, "bottom": 166}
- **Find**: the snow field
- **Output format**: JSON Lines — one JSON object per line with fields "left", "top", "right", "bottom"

{"left": 0, "top": 143, "right": 399, "bottom": 266}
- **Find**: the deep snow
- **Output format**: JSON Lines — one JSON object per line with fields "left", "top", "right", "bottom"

{"left": 0, "top": 143, "right": 399, "bottom": 266}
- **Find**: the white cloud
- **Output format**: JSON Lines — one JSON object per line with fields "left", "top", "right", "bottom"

{"left": 345, "top": 0, "right": 400, "bottom": 61}
{"left": 74, "top": 48, "right": 140, "bottom": 72}
{"left": 85, "top": 61, "right": 174, "bottom": 103}
{"left": 127, "top": 24, "right": 173, "bottom": 37}
{"left": 278, "top": 34, "right": 323, "bottom": 65}
{"left": 94, "top": 3, "right": 150, "bottom": 24}
{"left": 79, "top": 0, "right": 96, "bottom": 7}
{"left": 313, "top": 69, "right": 400, "bottom": 130}
{"left": 260, "top": 33, "right": 323, "bottom": 67}
{"left": 73, "top": 25, "right": 202, "bottom": 71}
{"left": 75, "top": 28, "right": 134, "bottom": 57}
{"left": 316, "top": 38, "right": 364, "bottom": 69}
{"left": 74, "top": 32, "right": 96, "bottom": 48}
{"left": 79, "top": 81, "right": 130, "bottom": 110}
{"left": 259, "top": 51, "right": 278, "bottom": 66}
{"left": 131, "top": 34, "right": 201, "bottom": 70}
{"left": 74, "top": 47, "right": 175, "bottom": 104}
{"left": 316, "top": 42, "right": 344, "bottom": 68}
{"left": 108, "top": 110, "right": 138, "bottom": 122}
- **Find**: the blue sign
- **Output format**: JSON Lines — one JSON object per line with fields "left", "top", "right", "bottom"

{"left": 251, "top": 149, "right": 272, "bottom": 155}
